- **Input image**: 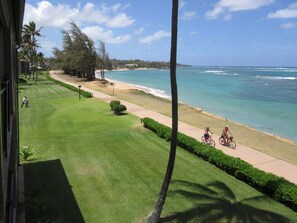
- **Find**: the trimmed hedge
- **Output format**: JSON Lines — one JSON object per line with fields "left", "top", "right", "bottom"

{"left": 109, "top": 100, "right": 127, "bottom": 115}
{"left": 46, "top": 72, "right": 93, "bottom": 98}
{"left": 142, "top": 117, "right": 297, "bottom": 211}
{"left": 109, "top": 100, "right": 121, "bottom": 110}
{"left": 113, "top": 104, "right": 127, "bottom": 115}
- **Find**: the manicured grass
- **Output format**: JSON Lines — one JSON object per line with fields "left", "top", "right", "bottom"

{"left": 19, "top": 74, "right": 297, "bottom": 222}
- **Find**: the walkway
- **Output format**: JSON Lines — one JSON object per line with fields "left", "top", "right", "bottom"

{"left": 50, "top": 72, "right": 297, "bottom": 185}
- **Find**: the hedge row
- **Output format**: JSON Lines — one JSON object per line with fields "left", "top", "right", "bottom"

{"left": 46, "top": 72, "right": 93, "bottom": 98}
{"left": 142, "top": 117, "right": 297, "bottom": 211}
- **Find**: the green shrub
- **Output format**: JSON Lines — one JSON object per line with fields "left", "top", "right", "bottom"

{"left": 109, "top": 100, "right": 121, "bottom": 110}
{"left": 113, "top": 104, "right": 127, "bottom": 115}
{"left": 142, "top": 117, "right": 297, "bottom": 211}
{"left": 20, "top": 145, "right": 37, "bottom": 161}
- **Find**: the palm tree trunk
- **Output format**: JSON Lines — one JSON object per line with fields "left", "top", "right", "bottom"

{"left": 146, "top": 0, "right": 179, "bottom": 222}
{"left": 35, "top": 70, "right": 38, "bottom": 83}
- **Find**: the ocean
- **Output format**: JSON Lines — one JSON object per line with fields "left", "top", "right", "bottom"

{"left": 99, "top": 67, "right": 297, "bottom": 143}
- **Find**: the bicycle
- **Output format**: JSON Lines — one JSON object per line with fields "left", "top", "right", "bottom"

{"left": 219, "top": 136, "right": 236, "bottom": 149}
{"left": 201, "top": 135, "right": 216, "bottom": 147}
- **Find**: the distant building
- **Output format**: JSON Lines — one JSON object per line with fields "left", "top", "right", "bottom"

{"left": 125, "top": 63, "right": 138, "bottom": 68}
{"left": 0, "top": 0, "right": 25, "bottom": 222}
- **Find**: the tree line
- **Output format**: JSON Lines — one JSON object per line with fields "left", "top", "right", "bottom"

{"left": 19, "top": 20, "right": 188, "bottom": 84}
{"left": 18, "top": 21, "right": 45, "bottom": 82}
{"left": 50, "top": 22, "right": 108, "bottom": 81}
{"left": 109, "top": 59, "right": 188, "bottom": 69}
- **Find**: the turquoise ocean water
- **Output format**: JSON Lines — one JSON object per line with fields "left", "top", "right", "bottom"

{"left": 98, "top": 67, "right": 297, "bottom": 143}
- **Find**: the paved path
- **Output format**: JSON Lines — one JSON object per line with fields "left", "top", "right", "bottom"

{"left": 50, "top": 72, "right": 297, "bottom": 185}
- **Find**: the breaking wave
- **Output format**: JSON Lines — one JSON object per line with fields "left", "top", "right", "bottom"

{"left": 256, "top": 76, "right": 297, "bottom": 80}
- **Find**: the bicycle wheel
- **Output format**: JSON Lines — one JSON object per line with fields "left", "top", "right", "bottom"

{"left": 219, "top": 137, "right": 225, "bottom": 145}
{"left": 229, "top": 141, "right": 236, "bottom": 149}
{"left": 201, "top": 136, "right": 205, "bottom": 143}
{"left": 209, "top": 139, "right": 216, "bottom": 147}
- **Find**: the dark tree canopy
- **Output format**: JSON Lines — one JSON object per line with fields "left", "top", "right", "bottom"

{"left": 52, "top": 22, "right": 98, "bottom": 81}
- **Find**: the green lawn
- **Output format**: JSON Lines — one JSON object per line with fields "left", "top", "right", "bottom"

{"left": 19, "top": 74, "right": 297, "bottom": 223}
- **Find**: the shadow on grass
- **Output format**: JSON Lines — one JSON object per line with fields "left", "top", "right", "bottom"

{"left": 114, "top": 113, "right": 128, "bottom": 116}
{"left": 161, "top": 180, "right": 292, "bottom": 223}
{"left": 23, "top": 159, "right": 85, "bottom": 223}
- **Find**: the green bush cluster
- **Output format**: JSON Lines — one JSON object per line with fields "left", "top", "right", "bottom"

{"left": 46, "top": 73, "right": 93, "bottom": 98}
{"left": 142, "top": 117, "right": 297, "bottom": 211}
{"left": 109, "top": 100, "right": 120, "bottom": 110}
{"left": 109, "top": 100, "right": 127, "bottom": 115}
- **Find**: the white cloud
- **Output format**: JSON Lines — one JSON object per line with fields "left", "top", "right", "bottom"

{"left": 111, "top": 3, "right": 130, "bottom": 12}
{"left": 179, "top": 0, "right": 187, "bottom": 10}
{"left": 281, "top": 22, "right": 297, "bottom": 29}
{"left": 134, "top": 27, "right": 145, "bottom": 35}
{"left": 181, "top": 11, "right": 197, "bottom": 21}
{"left": 82, "top": 26, "right": 131, "bottom": 44}
{"left": 112, "top": 3, "right": 122, "bottom": 12}
{"left": 24, "top": 1, "right": 79, "bottom": 28}
{"left": 24, "top": 1, "right": 134, "bottom": 28}
{"left": 106, "top": 13, "right": 135, "bottom": 28}
{"left": 77, "top": 2, "right": 109, "bottom": 24}
{"left": 267, "top": 2, "right": 297, "bottom": 19}
{"left": 224, "top": 13, "right": 232, "bottom": 20}
{"left": 139, "top": 31, "right": 171, "bottom": 44}
{"left": 39, "top": 38, "right": 58, "bottom": 55}
{"left": 205, "top": 0, "right": 274, "bottom": 20}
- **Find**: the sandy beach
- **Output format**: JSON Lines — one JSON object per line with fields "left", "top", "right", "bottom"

{"left": 52, "top": 71, "right": 297, "bottom": 166}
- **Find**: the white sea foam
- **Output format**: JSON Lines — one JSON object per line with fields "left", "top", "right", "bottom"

{"left": 205, "top": 70, "right": 225, "bottom": 73}
{"left": 133, "top": 84, "right": 171, "bottom": 99}
{"left": 104, "top": 78, "right": 171, "bottom": 99}
{"left": 256, "top": 67, "right": 297, "bottom": 72}
{"left": 205, "top": 70, "right": 239, "bottom": 76}
{"left": 205, "top": 70, "right": 229, "bottom": 75}
{"left": 256, "top": 76, "right": 297, "bottom": 80}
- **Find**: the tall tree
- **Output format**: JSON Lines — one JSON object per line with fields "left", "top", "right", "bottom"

{"left": 98, "top": 41, "right": 107, "bottom": 80}
{"left": 146, "top": 0, "right": 179, "bottom": 222}
{"left": 105, "top": 53, "right": 113, "bottom": 70}
{"left": 55, "top": 22, "right": 97, "bottom": 80}
{"left": 35, "top": 52, "right": 45, "bottom": 83}
{"left": 21, "top": 21, "right": 43, "bottom": 80}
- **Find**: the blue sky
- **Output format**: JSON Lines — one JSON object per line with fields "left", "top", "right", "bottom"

{"left": 24, "top": 0, "right": 297, "bottom": 66}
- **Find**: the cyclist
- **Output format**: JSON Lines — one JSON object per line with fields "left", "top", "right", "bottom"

{"left": 222, "top": 125, "right": 232, "bottom": 144}
{"left": 204, "top": 126, "right": 213, "bottom": 142}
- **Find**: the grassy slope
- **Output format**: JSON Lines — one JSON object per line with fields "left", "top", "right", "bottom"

{"left": 19, "top": 75, "right": 297, "bottom": 223}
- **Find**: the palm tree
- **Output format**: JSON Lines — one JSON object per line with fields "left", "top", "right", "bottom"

{"left": 22, "top": 21, "right": 43, "bottom": 80}
{"left": 146, "top": 0, "right": 179, "bottom": 222}
{"left": 35, "top": 52, "right": 45, "bottom": 83}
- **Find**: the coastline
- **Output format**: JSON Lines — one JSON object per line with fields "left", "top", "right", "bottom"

{"left": 104, "top": 75, "right": 297, "bottom": 146}
{"left": 52, "top": 72, "right": 297, "bottom": 166}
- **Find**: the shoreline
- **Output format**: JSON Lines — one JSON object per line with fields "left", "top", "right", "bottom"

{"left": 51, "top": 71, "right": 297, "bottom": 166}
{"left": 101, "top": 75, "right": 297, "bottom": 146}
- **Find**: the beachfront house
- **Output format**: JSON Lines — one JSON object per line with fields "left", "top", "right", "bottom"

{"left": 0, "top": 0, "right": 25, "bottom": 222}
{"left": 125, "top": 63, "right": 138, "bottom": 69}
